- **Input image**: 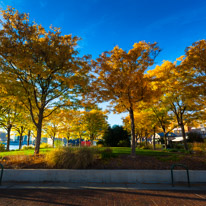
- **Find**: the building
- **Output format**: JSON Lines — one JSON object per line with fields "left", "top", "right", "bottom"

{"left": 173, "top": 124, "right": 206, "bottom": 139}
{"left": 151, "top": 132, "right": 177, "bottom": 144}
{"left": 0, "top": 132, "right": 6, "bottom": 142}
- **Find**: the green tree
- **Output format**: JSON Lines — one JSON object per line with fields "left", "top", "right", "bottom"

{"left": 102, "top": 125, "right": 130, "bottom": 147}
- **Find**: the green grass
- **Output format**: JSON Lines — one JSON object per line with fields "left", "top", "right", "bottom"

{"left": 0, "top": 148, "right": 53, "bottom": 158}
{"left": 0, "top": 146, "right": 184, "bottom": 160}
{"left": 110, "top": 147, "right": 177, "bottom": 157}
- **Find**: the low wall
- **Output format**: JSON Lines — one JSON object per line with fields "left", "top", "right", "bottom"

{"left": 2, "top": 170, "right": 206, "bottom": 183}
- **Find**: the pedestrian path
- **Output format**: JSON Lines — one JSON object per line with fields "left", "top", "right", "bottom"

{"left": 0, "top": 186, "right": 206, "bottom": 206}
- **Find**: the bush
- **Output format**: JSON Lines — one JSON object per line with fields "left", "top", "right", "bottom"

{"left": 54, "top": 139, "right": 64, "bottom": 148}
{"left": 187, "top": 132, "right": 204, "bottom": 143}
{"left": 155, "top": 144, "right": 163, "bottom": 150}
{"left": 2, "top": 155, "right": 45, "bottom": 169}
{"left": 96, "top": 139, "right": 105, "bottom": 146}
{"left": 46, "top": 147, "right": 97, "bottom": 169}
{"left": 173, "top": 143, "right": 184, "bottom": 150}
{"left": 191, "top": 142, "right": 206, "bottom": 154}
{"left": 117, "top": 140, "right": 130, "bottom": 147}
{"left": 0, "top": 144, "right": 5, "bottom": 152}
{"left": 168, "top": 148, "right": 179, "bottom": 153}
{"left": 137, "top": 142, "right": 153, "bottom": 149}
{"left": 101, "top": 148, "right": 114, "bottom": 159}
{"left": 97, "top": 144, "right": 104, "bottom": 148}
{"left": 22, "top": 145, "right": 34, "bottom": 150}
{"left": 40, "top": 143, "right": 51, "bottom": 149}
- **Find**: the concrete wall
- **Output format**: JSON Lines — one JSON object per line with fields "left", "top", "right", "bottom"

{"left": 2, "top": 170, "right": 206, "bottom": 183}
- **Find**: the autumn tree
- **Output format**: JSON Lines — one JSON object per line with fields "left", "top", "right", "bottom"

{"left": 180, "top": 40, "right": 206, "bottom": 120}
{"left": 44, "top": 110, "right": 62, "bottom": 147}
{"left": 123, "top": 109, "right": 157, "bottom": 147}
{"left": 150, "top": 60, "right": 202, "bottom": 150}
{"left": 70, "top": 110, "right": 86, "bottom": 147}
{"left": 13, "top": 113, "right": 32, "bottom": 149}
{"left": 0, "top": 97, "right": 21, "bottom": 150}
{"left": 83, "top": 109, "right": 108, "bottom": 145}
{"left": 149, "top": 104, "right": 175, "bottom": 148}
{"left": 0, "top": 7, "right": 89, "bottom": 154}
{"left": 90, "top": 42, "right": 160, "bottom": 156}
{"left": 58, "top": 109, "right": 75, "bottom": 146}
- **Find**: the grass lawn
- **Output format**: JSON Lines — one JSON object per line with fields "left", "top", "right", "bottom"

{"left": 0, "top": 146, "right": 205, "bottom": 170}
{"left": 0, "top": 148, "right": 53, "bottom": 158}
{"left": 0, "top": 147, "right": 183, "bottom": 162}
{"left": 109, "top": 147, "right": 179, "bottom": 157}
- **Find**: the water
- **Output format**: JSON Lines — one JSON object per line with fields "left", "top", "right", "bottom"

{"left": 2, "top": 141, "right": 35, "bottom": 150}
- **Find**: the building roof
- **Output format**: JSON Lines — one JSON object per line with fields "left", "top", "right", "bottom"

{"left": 158, "top": 132, "right": 177, "bottom": 137}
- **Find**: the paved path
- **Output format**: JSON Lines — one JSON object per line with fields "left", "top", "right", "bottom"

{"left": 0, "top": 183, "right": 206, "bottom": 205}
{"left": 0, "top": 188, "right": 206, "bottom": 206}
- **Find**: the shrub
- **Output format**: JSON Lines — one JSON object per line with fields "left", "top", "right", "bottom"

{"left": 168, "top": 148, "right": 179, "bottom": 153}
{"left": 101, "top": 148, "right": 114, "bottom": 159}
{"left": 137, "top": 142, "right": 153, "bottom": 149}
{"left": 46, "top": 147, "right": 97, "bottom": 169}
{"left": 117, "top": 140, "right": 130, "bottom": 147}
{"left": 54, "top": 139, "right": 64, "bottom": 148}
{"left": 40, "top": 143, "right": 51, "bottom": 149}
{"left": 96, "top": 139, "right": 105, "bottom": 146}
{"left": 22, "top": 145, "right": 34, "bottom": 150}
{"left": 187, "top": 132, "right": 204, "bottom": 143}
{"left": 0, "top": 144, "right": 5, "bottom": 152}
{"left": 173, "top": 143, "right": 184, "bottom": 150}
{"left": 155, "top": 144, "right": 163, "bottom": 150}
{"left": 192, "top": 142, "right": 206, "bottom": 154}
{"left": 3, "top": 155, "right": 45, "bottom": 169}
{"left": 97, "top": 144, "right": 104, "bottom": 148}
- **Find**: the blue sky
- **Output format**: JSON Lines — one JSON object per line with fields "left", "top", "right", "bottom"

{"left": 1, "top": 0, "right": 206, "bottom": 126}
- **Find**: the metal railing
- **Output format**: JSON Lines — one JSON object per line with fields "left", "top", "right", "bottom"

{"left": 0, "top": 163, "right": 3, "bottom": 185}
{"left": 171, "top": 164, "right": 190, "bottom": 187}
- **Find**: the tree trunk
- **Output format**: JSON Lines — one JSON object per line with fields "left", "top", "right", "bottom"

{"left": 67, "top": 133, "right": 70, "bottom": 147}
{"left": 164, "top": 133, "right": 167, "bottom": 149}
{"left": 145, "top": 130, "right": 148, "bottom": 146}
{"left": 35, "top": 110, "right": 44, "bottom": 155}
{"left": 79, "top": 136, "right": 81, "bottom": 147}
{"left": 129, "top": 108, "right": 136, "bottom": 157}
{"left": 35, "top": 122, "right": 42, "bottom": 155}
{"left": 27, "top": 130, "right": 31, "bottom": 146}
{"left": 19, "top": 133, "right": 23, "bottom": 150}
{"left": 153, "top": 127, "right": 156, "bottom": 150}
{"left": 90, "top": 134, "right": 94, "bottom": 146}
{"left": 6, "top": 125, "right": 12, "bottom": 151}
{"left": 180, "top": 124, "right": 188, "bottom": 151}
{"left": 52, "top": 137, "right": 55, "bottom": 148}
{"left": 140, "top": 130, "right": 143, "bottom": 143}
{"left": 135, "top": 134, "right": 138, "bottom": 148}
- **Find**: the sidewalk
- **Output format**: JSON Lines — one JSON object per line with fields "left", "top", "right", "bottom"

{"left": 0, "top": 183, "right": 206, "bottom": 206}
